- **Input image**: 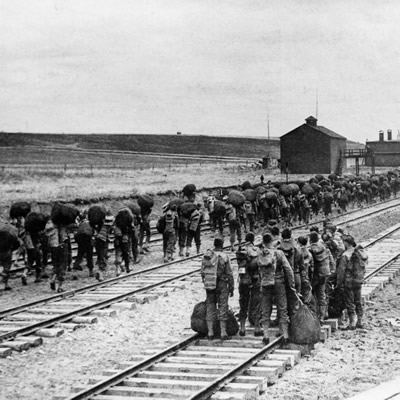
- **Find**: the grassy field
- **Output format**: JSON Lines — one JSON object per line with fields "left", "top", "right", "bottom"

{"left": 0, "top": 132, "right": 280, "bottom": 159}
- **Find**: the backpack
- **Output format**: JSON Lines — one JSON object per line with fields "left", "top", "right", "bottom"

{"left": 201, "top": 249, "right": 219, "bottom": 290}
{"left": 189, "top": 210, "right": 200, "bottom": 232}
{"left": 243, "top": 201, "right": 253, "bottom": 215}
{"left": 226, "top": 205, "right": 237, "bottom": 221}
{"left": 207, "top": 196, "right": 215, "bottom": 214}
{"left": 351, "top": 246, "right": 368, "bottom": 283}
{"left": 257, "top": 248, "right": 277, "bottom": 286}
{"left": 279, "top": 239, "right": 295, "bottom": 269}
{"left": 164, "top": 211, "right": 175, "bottom": 233}
{"left": 310, "top": 241, "right": 330, "bottom": 277}
{"left": 156, "top": 216, "right": 165, "bottom": 234}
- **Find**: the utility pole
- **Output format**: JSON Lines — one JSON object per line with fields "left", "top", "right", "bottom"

{"left": 266, "top": 106, "right": 270, "bottom": 168}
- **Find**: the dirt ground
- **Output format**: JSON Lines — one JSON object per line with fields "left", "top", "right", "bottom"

{"left": 0, "top": 206, "right": 400, "bottom": 399}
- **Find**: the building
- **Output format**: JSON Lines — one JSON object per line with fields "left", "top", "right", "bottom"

{"left": 365, "top": 130, "right": 400, "bottom": 167}
{"left": 280, "top": 116, "right": 347, "bottom": 174}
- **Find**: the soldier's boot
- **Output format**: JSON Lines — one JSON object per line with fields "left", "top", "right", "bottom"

{"left": 347, "top": 314, "right": 357, "bottom": 330}
{"left": 280, "top": 322, "right": 290, "bottom": 345}
{"left": 115, "top": 265, "right": 121, "bottom": 277}
{"left": 220, "top": 320, "right": 230, "bottom": 341}
{"left": 319, "top": 305, "right": 326, "bottom": 325}
{"left": 163, "top": 252, "right": 169, "bottom": 263}
{"left": 207, "top": 320, "right": 214, "bottom": 341}
{"left": 49, "top": 275, "right": 56, "bottom": 291}
{"left": 254, "top": 322, "right": 263, "bottom": 337}
{"left": 34, "top": 266, "right": 42, "bottom": 283}
{"left": 356, "top": 314, "right": 364, "bottom": 329}
{"left": 239, "top": 320, "right": 246, "bottom": 336}
{"left": 88, "top": 268, "right": 94, "bottom": 278}
{"left": 179, "top": 247, "right": 184, "bottom": 257}
{"left": 185, "top": 246, "right": 190, "bottom": 257}
{"left": 196, "top": 245, "right": 201, "bottom": 255}
{"left": 95, "top": 270, "right": 104, "bottom": 282}
{"left": 262, "top": 323, "right": 270, "bottom": 345}
{"left": 3, "top": 277, "right": 11, "bottom": 291}
{"left": 125, "top": 261, "right": 131, "bottom": 273}
{"left": 56, "top": 280, "right": 64, "bottom": 293}
{"left": 21, "top": 267, "right": 28, "bottom": 286}
{"left": 41, "top": 266, "right": 49, "bottom": 279}
{"left": 143, "top": 238, "right": 150, "bottom": 253}
{"left": 168, "top": 251, "right": 174, "bottom": 261}
{"left": 139, "top": 246, "right": 145, "bottom": 255}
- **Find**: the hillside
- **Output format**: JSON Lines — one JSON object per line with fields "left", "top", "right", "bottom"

{"left": 0, "top": 132, "right": 280, "bottom": 159}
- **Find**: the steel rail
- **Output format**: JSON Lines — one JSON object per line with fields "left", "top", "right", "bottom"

{"left": 65, "top": 334, "right": 200, "bottom": 400}
{"left": 188, "top": 336, "right": 282, "bottom": 400}
{"left": 0, "top": 263, "right": 202, "bottom": 342}
{"left": 0, "top": 252, "right": 203, "bottom": 319}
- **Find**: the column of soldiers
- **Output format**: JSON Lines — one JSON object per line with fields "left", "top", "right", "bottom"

{"left": 0, "top": 200, "right": 155, "bottom": 292}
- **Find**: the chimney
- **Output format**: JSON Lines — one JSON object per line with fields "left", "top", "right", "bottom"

{"left": 379, "top": 130, "right": 384, "bottom": 141}
{"left": 388, "top": 129, "right": 392, "bottom": 141}
{"left": 305, "top": 116, "right": 317, "bottom": 127}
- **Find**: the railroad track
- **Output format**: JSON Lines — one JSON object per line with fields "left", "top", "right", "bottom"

{"left": 53, "top": 213, "right": 400, "bottom": 400}
{"left": 1, "top": 197, "right": 400, "bottom": 359}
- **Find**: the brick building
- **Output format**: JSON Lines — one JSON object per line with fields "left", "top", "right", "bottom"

{"left": 365, "top": 130, "right": 400, "bottom": 167}
{"left": 280, "top": 116, "right": 347, "bottom": 174}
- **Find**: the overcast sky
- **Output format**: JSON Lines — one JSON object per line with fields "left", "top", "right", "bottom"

{"left": 1, "top": 0, "right": 399, "bottom": 143}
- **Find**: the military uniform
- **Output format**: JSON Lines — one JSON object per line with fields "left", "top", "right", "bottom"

{"left": 337, "top": 241, "right": 368, "bottom": 329}
{"left": 226, "top": 204, "right": 242, "bottom": 251}
{"left": 309, "top": 238, "right": 334, "bottom": 322}
{"left": 258, "top": 242, "right": 294, "bottom": 344}
{"left": 74, "top": 219, "right": 94, "bottom": 276}
{"left": 186, "top": 207, "right": 203, "bottom": 256}
{"left": 46, "top": 220, "right": 69, "bottom": 292}
{"left": 94, "top": 215, "right": 113, "bottom": 279}
{"left": 201, "top": 243, "right": 234, "bottom": 340}
{"left": 237, "top": 242, "right": 261, "bottom": 336}
{"left": 139, "top": 211, "right": 151, "bottom": 253}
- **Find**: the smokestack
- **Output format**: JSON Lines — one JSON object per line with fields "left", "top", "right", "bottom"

{"left": 388, "top": 129, "right": 392, "bottom": 141}
{"left": 379, "top": 130, "right": 384, "bottom": 141}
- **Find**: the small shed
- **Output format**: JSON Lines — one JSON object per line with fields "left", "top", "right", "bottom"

{"left": 280, "top": 116, "right": 347, "bottom": 174}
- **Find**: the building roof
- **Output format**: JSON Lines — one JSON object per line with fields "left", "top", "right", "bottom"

{"left": 312, "top": 125, "right": 346, "bottom": 140}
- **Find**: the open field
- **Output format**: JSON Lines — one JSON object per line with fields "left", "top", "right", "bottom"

{"left": 0, "top": 132, "right": 280, "bottom": 159}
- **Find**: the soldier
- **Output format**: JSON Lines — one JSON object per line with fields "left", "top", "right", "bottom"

{"left": 337, "top": 235, "right": 368, "bottom": 329}
{"left": 94, "top": 213, "right": 113, "bottom": 281}
{"left": 139, "top": 208, "right": 151, "bottom": 254}
{"left": 309, "top": 231, "right": 335, "bottom": 324}
{"left": 236, "top": 232, "right": 261, "bottom": 336}
{"left": 242, "top": 199, "right": 256, "bottom": 233}
{"left": 277, "top": 227, "right": 308, "bottom": 316}
{"left": 46, "top": 219, "right": 69, "bottom": 293}
{"left": 178, "top": 208, "right": 189, "bottom": 257}
{"left": 299, "top": 194, "right": 311, "bottom": 225}
{"left": 24, "top": 224, "right": 46, "bottom": 283}
{"left": 201, "top": 236, "right": 234, "bottom": 340}
{"left": 0, "top": 223, "right": 21, "bottom": 291}
{"left": 157, "top": 205, "right": 179, "bottom": 262}
{"left": 225, "top": 202, "right": 242, "bottom": 251}
{"left": 186, "top": 203, "right": 203, "bottom": 256}
{"left": 258, "top": 232, "right": 295, "bottom": 345}
{"left": 206, "top": 195, "right": 225, "bottom": 236}
{"left": 73, "top": 214, "right": 94, "bottom": 277}
{"left": 114, "top": 207, "right": 134, "bottom": 278}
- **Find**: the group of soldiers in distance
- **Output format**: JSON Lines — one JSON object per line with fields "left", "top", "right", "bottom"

{"left": 0, "top": 196, "right": 155, "bottom": 293}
